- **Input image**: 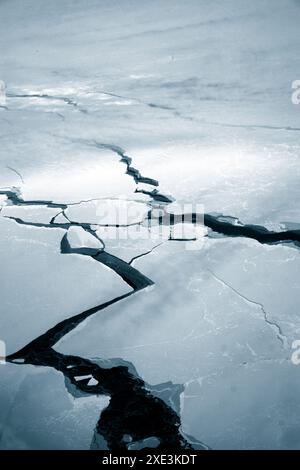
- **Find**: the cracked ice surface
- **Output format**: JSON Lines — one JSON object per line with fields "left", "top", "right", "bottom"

{"left": 0, "top": 217, "right": 131, "bottom": 354}
{"left": 65, "top": 199, "right": 150, "bottom": 226}
{"left": 1, "top": 205, "right": 62, "bottom": 224}
{"left": 1, "top": 0, "right": 300, "bottom": 451}
{"left": 57, "top": 238, "right": 300, "bottom": 449}
{"left": 0, "top": 364, "right": 109, "bottom": 449}
{"left": 1, "top": 0, "right": 300, "bottom": 224}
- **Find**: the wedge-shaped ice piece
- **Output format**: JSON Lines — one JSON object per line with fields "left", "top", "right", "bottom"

{"left": 66, "top": 226, "right": 103, "bottom": 252}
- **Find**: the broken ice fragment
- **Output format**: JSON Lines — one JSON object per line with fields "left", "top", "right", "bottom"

{"left": 66, "top": 226, "right": 103, "bottom": 253}
{"left": 53, "top": 212, "right": 69, "bottom": 224}
{"left": 74, "top": 375, "right": 92, "bottom": 382}
{"left": 87, "top": 377, "right": 99, "bottom": 386}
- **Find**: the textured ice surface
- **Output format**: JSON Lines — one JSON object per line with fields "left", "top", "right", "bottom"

{"left": 65, "top": 199, "right": 150, "bottom": 226}
{"left": 57, "top": 238, "right": 288, "bottom": 378}
{"left": 1, "top": 205, "right": 61, "bottom": 224}
{"left": 57, "top": 239, "right": 300, "bottom": 449}
{"left": 0, "top": 217, "right": 131, "bottom": 354}
{"left": 0, "top": 364, "right": 109, "bottom": 449}
{"left": 1, "top": 0, "right": 300, "bottom": 450}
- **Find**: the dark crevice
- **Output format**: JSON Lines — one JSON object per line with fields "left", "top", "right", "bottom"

{"left": 5, "top": 197, "right": 300, "bottom": 249}
{"left": 50, "top": 210, "right": 67, "bottom": 225}
{"left": 55, "top": 138, "right": 175, "bottom": 204}
{"left": 203, "top": 213, "right": 300, "bottom": 247}
{"left": 91, "top": 142, "right": 159, "bottom": 187}
{"left": 2, "top": 197, "right": 206, "bottom": 450}
{"left": 7, "top": 93, "right": 88, "bottom": 114}
{"left": 169, "top": 236, "right": 197, "bottom": 241}
{"left": 8, "top": 292, "right": 134, "bottom": 360}
{"left": 5, "top": 214, "right": 144, "bottom": 231}
{"left": 93, "top": 251, "right": 153, "bottom": 290}
{"left": 5, "top": 214, "right": 204, "bottom": 449}
{"left": 3, "top": 214, "right": 153, "bottom": 290}
{"left": 0, "top": 187, "right": 68, "bottom": 209}
{"left": 147, "top": 210, "right": 300, "bottom": 248}
{"left": 0, "top": 187, "right": 147, "bottom": 227}
{"left": 0, "top": 88, "right": 211, "bottom": 449}
{"left": 61, "top": 232, "right": 153, "bottom": 290}
{"left": 129, "top": 242, "right": 164, "bottom": 265}
{"left": 4, "top": 215, "right": 70, "bottom": 230}
{"left": 3, "top": 138, "right": 297, "bottom": 451}
{"left": 136, "top": 188, "right": 175, "bottom": 204}
{"left": 6, "top": 348, "right": 207, "bottom": 450}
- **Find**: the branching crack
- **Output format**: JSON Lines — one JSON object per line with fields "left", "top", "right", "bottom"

{"left": 2, "top": 137, "right": 297, "bottom": 451}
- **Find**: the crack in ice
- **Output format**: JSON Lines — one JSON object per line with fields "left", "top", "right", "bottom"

{"left": 207, "top": 269, "right": 289, "bottom": 349}
{"left": 2, "top": 137, "right": 298, "bottom": 450}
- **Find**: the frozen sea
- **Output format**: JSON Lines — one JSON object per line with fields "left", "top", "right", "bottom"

{"left": 1, "top": 0, "right": 300, "bottom": 450}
